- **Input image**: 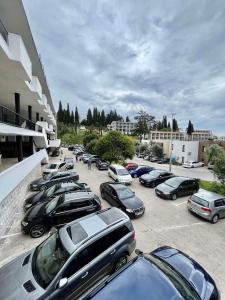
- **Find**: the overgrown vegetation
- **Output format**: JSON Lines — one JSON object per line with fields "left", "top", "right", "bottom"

{"left": 199, "top": 180, "right": 225, "bottom": 196}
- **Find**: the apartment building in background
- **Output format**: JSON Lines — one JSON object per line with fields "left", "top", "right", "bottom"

{"left": 150, "top": 130, "right": 213, "bottom": 142}
{"left": 0, "top": 0, "right": 58, "bottom": 232}
{"left": 107, "top": 120, "right": 136, "bottom": 134}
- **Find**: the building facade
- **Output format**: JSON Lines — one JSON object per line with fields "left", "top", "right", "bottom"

{"left": 198, "top": 141, "right": 225, "bottom": 164}
{"left": 150, "top": 130, "right": 213, "bottom": 142}
{"left": 107, "top": 120, "right": 136, "bottom": 134}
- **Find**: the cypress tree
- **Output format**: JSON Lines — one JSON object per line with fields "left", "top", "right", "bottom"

{"left": 87, "top": 109, "right": 93, "bottom": 126}
{"left": 75, "top": 106, "right": 79, "bottom": 125}
{"left": 126, "top": 116, "right": 130, "bottom": 122}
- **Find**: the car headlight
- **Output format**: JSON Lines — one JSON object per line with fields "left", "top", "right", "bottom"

{"left": 21, "top": 221, "right": 28, "bottom": 227}
{"left": 25, "top": 203, "right": 32, "bottom": 208}
{"left": 126, "top": 208, "right": 133, "bottom": 213}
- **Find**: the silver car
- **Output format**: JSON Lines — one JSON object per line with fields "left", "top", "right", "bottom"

{"left": 187, "top": 189, "right": 225, "bottom": 223}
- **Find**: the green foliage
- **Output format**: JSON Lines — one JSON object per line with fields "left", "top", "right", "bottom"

{"left": 96, "top": 131, "right": 135, "bottom": 163}
{"left": 213, "top": 152, "right": 225, "bottom": 183}
{"left": 133, "top": 118, "right": 148, "bottom": 139}
{"left": 151, "top": 143, "right": 163, "bottom": 158}
{"left": 86, "top": 139, "right": 98, "bottom": 154}
{"left": 199, "top": 180, "right": 225, "bottom": 196}
{"left": 172, "top": 118, "right": 179, "bottom": 131}
{"left": 83, "top": 133, "right": 99, "bottom": 147}
{"left": 187, "top": 120, "right": 194, "bottom": 135}
{"left": 206, "top": 144, "right": 224, "bottom": 164}
{"left": 60, "top": 132, "right": 83, "bottom": 145}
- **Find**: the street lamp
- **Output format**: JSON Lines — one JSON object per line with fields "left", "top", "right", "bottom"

{"left": 169, "top": 113, "right": 176, "bottom": 172}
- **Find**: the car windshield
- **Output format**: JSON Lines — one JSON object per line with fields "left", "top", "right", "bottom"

{"left": 43, "top": 173, "right": 54, "bottom": 180}
{"left": 165, "top": 177, "right": 182, "bottom": 188}
{"left": 33, "top": 233, "right": 70, "bottom": 288}
{"left": 148, "top": 170, "right": 161, "bottom": 178}
{"left": 43, "top": 185, "right": 58, "bottom": 198}
{"left": 147, "top": 255, "right": 201, "bottom": 300}
{"left": 47, "top": 164, "right": 58, "bottom": 169}
{"left": 117, "top": 169, "right": 129, "bottom": 176}
{"left": 117, "top": 188, "right": 134, "bottom": 199}
{"left": 45, "top": 196, "right": 62, "bottom": 214}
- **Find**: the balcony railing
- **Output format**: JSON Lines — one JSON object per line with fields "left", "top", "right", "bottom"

{"left": 0, "top": 19, "right": 8, "bottom": 43}
{"left": 0, "top": 104, "right": 42, "bottom": 133}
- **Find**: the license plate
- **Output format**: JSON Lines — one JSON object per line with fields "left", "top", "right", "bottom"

{"left": 135, "top": 210, "right": 143, "bottom": 216}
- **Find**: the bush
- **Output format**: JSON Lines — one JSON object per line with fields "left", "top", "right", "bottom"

{"left": 83, "top": 133, "right": 99, "bottom": 147}
{"left": 199, "top": 180, "right": 225, "bottom": 196}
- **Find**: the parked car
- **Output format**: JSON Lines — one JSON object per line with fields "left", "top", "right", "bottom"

{"left": 51, "top": 148, "right": 60, "bottom": 157}
{"left": 88, "top": 155, "right": 101, "bottom": 163}
{"left": 3, "top": 208, "right": 135, "bottom": 300}
{"left": 100, "top": 182, "right": 145, "bottom": 218}
{"left": 108, "top": 165, "right": 132, "bottom": 185}
{"left": 82, "top": 154, "right": 92, "bottom": 163}
{"left": 188, "top": 189, "right": 225, "bottom": 223}
{"left": 96, "top": 159, "right": 109, "bottom": 170}
{"left": 155, "top": 177, "right": 199, "bottom": 200}
{"left": 157, "top": 158, "right": 170, "bottom": 164}
{"left": 139, "top": 170, "right": 174, "bottom": 188}
{"left": 85, "top": 246, "right": 220, "bottom": 300}
{"left": 149, "top": 157, "right": 161, "bottom": 162}
{"left": 24, "top": 182, "right": 91, "bottom": 212}
{"left": 137, "top": 153, "right": 145, "bottom": 158}
{"left": 68, "top": 145, "right": 74, "bottom": 151}
{"left": 64, "top": 156, "right": 74, "bottom": 169}
{"left": 43, "top": 162, "right": 67, "bottom": 176}
{"left": 21, "top": 191, "right": 101, "bottom": 238}
{"left": 207, "top": 163, "right": 214, "bottom": 170}
{"left": 123, "top": 162, "right": 138, "bottom": 171}
{"left": 30, "top": 171, "right": 79, "bottom": 191}
{"left": 129, "top": 165, "right": 154, "bottom": 178}
{"left": 183, "top": 161, "right": 204, "bottom": 168}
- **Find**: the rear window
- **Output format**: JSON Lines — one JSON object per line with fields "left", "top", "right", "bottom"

{"left": 68, "top": 223, "right": 88, "bottom": 244}
{"left": 99, "top": 209, "right": 125, "bottom": 225}
{"left": 191, "top": 195, "right": 209, "bottom": 207}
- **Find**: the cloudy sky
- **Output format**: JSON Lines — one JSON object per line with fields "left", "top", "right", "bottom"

{"left": 23, "top": 0, "right": 225, "bottom": 134}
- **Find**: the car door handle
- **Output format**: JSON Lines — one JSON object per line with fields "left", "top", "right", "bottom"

{"left": 110, "top": 249, "right": 116, "bottom": 255}
{"left": 81, "top": 271, "right": 88, "bottom": 279}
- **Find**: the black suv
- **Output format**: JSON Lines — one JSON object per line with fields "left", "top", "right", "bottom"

{"left": 21, "top": 192, "right": 101, "bottom": 238}
{"left": 139, "top": 169, "right": 174, "bottom": 188}
{"left": 100, "top": 182, "right": 145, "bottom": 218}
{"left": 24, "top": 182, "right": 91, "bottom": 211}
{"left": 3, "top": 208, "right": 135, "bottom": 300}
{"left": 96, "top": 159, "right": 109, "bottom": 170}
{"left": 30, "top": 171, "right": 79, "bottom": 191}
{"left": 155, "top": 177, "right": 199, "bottom": 200}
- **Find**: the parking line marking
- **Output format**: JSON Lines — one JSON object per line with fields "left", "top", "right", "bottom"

{"left": 156, "top": 222, "right": 204, "bottom": 232}
{"left": 172, "top": 201, "right": 187, "bottom": 207}
{"left": 0, "top": 232, "right": 21, "bottom": 240}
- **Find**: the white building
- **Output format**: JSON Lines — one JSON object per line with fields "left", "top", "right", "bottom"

{"left": 107, "top": 120, "right": 136, "bottom": 134}
{"left": 150, "top": 130, "right": 213, "bottom": 141}
{"left": 0, "top": 0, "right": 58, "bottom": 232}
{"left": 171, "top": 141, "right": 199, "bottom": 163}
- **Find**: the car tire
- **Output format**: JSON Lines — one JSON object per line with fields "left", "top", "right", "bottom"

{"left": 114, "top": 255, "right": 128, "bottom": 272}
{"left": 30, "top": 224, "right": 46, "bottom": 238}
{"left": 151, "top": 182, "right": 156, "bottom": 188}
{"left": 40, "top": 185, "right": 47, "bottom": 191}
{"left": 172, "top": 194, "right": 177, "bottom": 200}
{"left": 212, "top": 214, "right": 219, "bottom": 224}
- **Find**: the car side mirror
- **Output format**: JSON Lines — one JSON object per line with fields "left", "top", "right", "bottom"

{"left": 58, "top": 278, "right": 68, "bottom": 289}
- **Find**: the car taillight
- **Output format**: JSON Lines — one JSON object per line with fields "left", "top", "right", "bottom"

{"left": 201, "top": 207, "right": 211, "bottom": 213}
{"left": 131, "top": 231, "right": 135, "bottom": 240}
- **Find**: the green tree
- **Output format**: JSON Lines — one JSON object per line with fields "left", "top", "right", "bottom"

{"left": 70, "top": 111, "right": 74, "bottom": 124}
{"left": 96, "top": 131, "right": 135, "bottom": 163}
{"left": 172, "top": 118, "right": 179, "bottom": 131}
{"left": 151, "top": 143, "right": 163, "bottom": 158}
{"left": 214, "top": 152, "right": 225, "bottom": 183}
{"left": 75, "top": 106, "right": 79, "bottom": 125}
{"left": 133, "top": 118, "right": 148, "bottom": 141}
{"left": 86, "top": 139, "right": 98, "bottom": 154}
{"left": 66, "top": 103, "right": 70, "bottom": 124}
{"left": 100, "top": 110, "right": 105, "bottom": 126}
{"left": 57, "top": 100, "right": 63, "bottom": 122}
{"left": 86, "top": 109, "right": 93, "bottom": 126}
{"left": 206, "top": 144, "right": 224, "bottom": 164}
{"left": 187, "top": 120, "right": 194, "bottom": 135}
{"left": 83, "top": 133, "right": 99, "bottom": 147}
{"left": 126, "top": 116, "right": 130, "bottom": 122}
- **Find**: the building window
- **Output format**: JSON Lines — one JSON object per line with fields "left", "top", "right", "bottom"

{"left": 182, "top": 156, "right": 184, "bottom": 163}
{"left": 182, "top": 145, "right": 185, "bottom": 152}
{"left": 202, "top": 146, "right": 206, "bottom": 152}
{"left": 172, "top": 144, "right": 173, "bottom": 150}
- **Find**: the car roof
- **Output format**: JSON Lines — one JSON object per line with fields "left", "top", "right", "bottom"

{"left": 194, "top": 189, "right": 225, "bottom": 202}
{"left": 54, "top": 171, "right": 76, "bottom": 176}
{"left": 154, "top": 169, "right": 170, "bottom": 174}
{"left": 169, "top": 176, "right": 195, "bottom": 182}
{"left": 110, "top": 164, "right": 125, "bottom": 169}
{"left": 60, "top": 182, "right": 79, "bottom": 188}
{"left": 64, "top": 156, "right": 73, "bottom": 159}
{"left": 108, "top": 183, "right": 128, "bottom": 190}
{"left": 61, "top": 208, "right": 129, "bottom": 252}
{"left": 64, "top": 191, "right": 95, "bottom": 201}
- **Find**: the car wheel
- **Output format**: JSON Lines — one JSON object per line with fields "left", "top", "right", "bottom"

{"left": 212, "top": 214, "right": 219, "bottom": 224}
{"left": 40, "top": 185, "right": 47, "bottom": 191}
{"left": 133, "top": 174, "right": 138, "bottom": 178}
{"left": 114, "top": 255, "right": 128, "bottom": 272}
{"left": 172, "top": 194, "right": 177, "bottom": 200}
{"left": 151, "top": 182, "right": 156, "bottom": 188}
{"left": 30, "top": 224, "right": 45, "bottom": 238}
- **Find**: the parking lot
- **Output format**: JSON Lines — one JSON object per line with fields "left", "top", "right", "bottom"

{"left": 0, "top": 149, "right": 225, "bottom": 297}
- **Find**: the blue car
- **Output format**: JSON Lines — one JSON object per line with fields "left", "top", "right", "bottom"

{"left": 129, "top": 165, "right": 154, "bottom": 178}
{"left": 85, "top": 246, "right": 220, "bottom": 300}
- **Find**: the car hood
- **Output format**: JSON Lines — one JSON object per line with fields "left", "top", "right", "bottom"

{"left": 24, "top": 191, "right": 44, "bottom": 205}
{"left": 30, "top": 177, "right": 46, "bottom": 186}
{"left": 156, "top": 183, "right": 174, "bottom": 193}
{"left": 43, "top": 169, "right": 57, "bottom": 174}
{"left": 151, "top": 246, "right": 219, "bottom": 300}
{"left": 140, "top": 174, "right": 156, "bottom": 181}
{"left": 118, "top": 175, "right": 132, "bottom": 181}
{"left": 0, "top": 250, "right": 44, "bottom": 300}
{"left": 23, "top": 203, "right": 46, "bottom": 221}
{"left": 122, "top": 196, "right": 144, "bottom": 210}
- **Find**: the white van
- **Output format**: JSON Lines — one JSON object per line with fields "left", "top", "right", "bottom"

{"left": 108, "top": 164, "right": 132, "bottom": 185}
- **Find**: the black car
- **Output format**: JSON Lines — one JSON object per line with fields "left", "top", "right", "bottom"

{"left": 68, "top": 145, "right": 74, "bottom": 151}
{"left": 24, "top": 182, "right": 91, "bottom": 211}
{"left": 139, "top": 169, "right": 174, "bottom": 188}
{"left": 64, "top": 156, "right": 74, "bottom": 169}
{"left": 89, "top": 155, "right": 101, "bottom": 163}
{"left": 2, "top": 208, "right": 135, "bottom": 300}
{"left": 21, "top": 192, "right": 101, "bottom": 238}
{"left": 30, "top": 171, "right": 79, "bottom": 191}
{"left": 155, "top": 176, "right": 199, "bottom": 200}
{"left": 100, "top": 182, "right": 145, "bottom": 218}
{"left": 96, "top": 159, "right": 109, "bottom": 170}
{"left": 51, "top": 148, "right": 60, "bottom": 157}
{"left": 84, "top": 246, "right": 220, "bottom": 300}
{"left": 157, "top": 158, "right": 170, "bottom": 164}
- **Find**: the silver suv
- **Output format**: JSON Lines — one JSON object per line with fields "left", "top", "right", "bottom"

{"left": 0, "top": 207, "right": 136, "bottom": 300}
{"left": 187, "top": 189, "right": 225, "bottom": 223}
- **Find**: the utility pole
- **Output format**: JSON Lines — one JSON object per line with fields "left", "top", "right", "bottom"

{"left": 169, "top": 113, "right": 176, "bottom": 172}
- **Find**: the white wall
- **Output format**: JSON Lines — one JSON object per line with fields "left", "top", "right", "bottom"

{"left": 172, "top": 141, "right": 199, "bottom": 163}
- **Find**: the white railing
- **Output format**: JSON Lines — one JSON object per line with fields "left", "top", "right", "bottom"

{"left": 0, "top": 149, "right": 48, "bottom": 204}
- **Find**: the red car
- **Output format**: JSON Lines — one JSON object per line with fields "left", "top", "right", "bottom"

{"left": 124, "top": 162, "right": 138, "bottom": 171}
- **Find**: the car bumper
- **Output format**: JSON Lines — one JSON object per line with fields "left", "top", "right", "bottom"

{"left": 139, "top": 179, "right": 151, "bottom": 187}
{"left": 128, "top": 239, "right": 136, "bottom": 255}
{"left": 127, "top": 208, "right": 145, "bottom": 219}
{"left": 155, "top": 190, "right": 171, "bottom": 199}
{"left": 187, "top": 204, "right": 212, "bottom": 221}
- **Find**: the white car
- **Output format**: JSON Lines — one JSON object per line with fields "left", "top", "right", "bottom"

{"left": 182, "top": 161, "right": 204, "bottom": 168}
{"left": 43, "top": 162, "right": 67, "bottom": 175}
{"left": 108, "top": 164, "right": 132, "bottom": 185}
